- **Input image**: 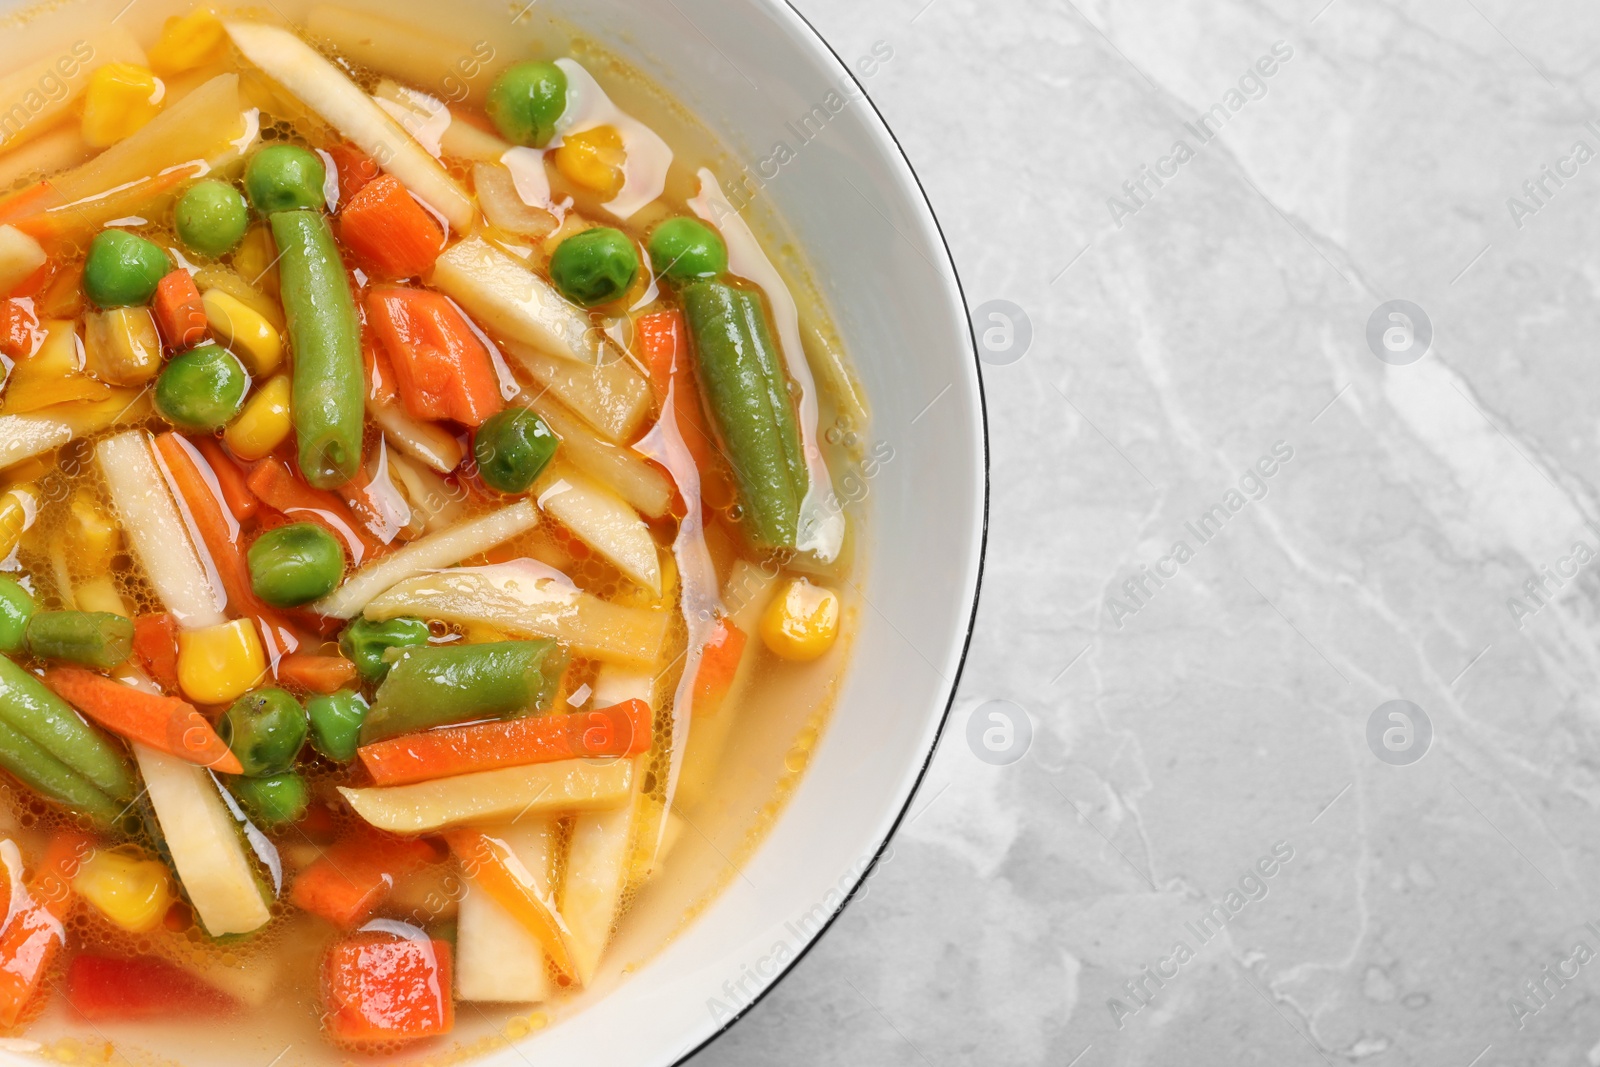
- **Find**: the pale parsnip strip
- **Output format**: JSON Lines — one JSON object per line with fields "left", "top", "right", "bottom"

{"left": 363, "top": 563, "right": 669, "bottom": 666}
{"left": 507, "top": 340, "right": 651, "bottom": 445}
{"left": 457, "top": 819, "right": 557, "bottom": 1003}
{"left": 340, "top": 760, "right": 632, "bottom": 834}
{"left": 0, "top": 27, "right": 146, "bottom": 152}
{"left": 97, "top": 431, "right": 227, "bottom": 630}
{"left": 368, "top": 398, "right": 464, "bottom": 474}
{"left": 49, "top": 74, "right": 249, "bottom": 204}
{"left": 0, "top": 123, "right": 92, "bottom": 194}
{"left": 374, "top": 80, "right": 510, "bottom": 162}
{"left": 432, "top": 236, "right": 609, "bottom": 366}
{"left": 0, "top": 415, "right": 71, "bottom": 471}
{"left": 312, "top": 500, "right": 538, "bottom": 619}
{"left": 135, "top": 745, "right": 274, "bottom": 937}
{"left": 526, "top": 393, "right": 672, "bottom": 519}
{"left": 562, "top": 667, "right": 651, "bottom": 985}
{"left": 536, "top": 462, "right": 660, "bottom": 595}
{"left": 306, "top": 6, "right": 501, "bottom": 106}
{"left": 224, "top": 21, "right": 475, "bottom": 232}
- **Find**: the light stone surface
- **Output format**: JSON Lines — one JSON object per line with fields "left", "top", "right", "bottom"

{"left": 692, "top": 0, "right": 1600, "bottom": 1064}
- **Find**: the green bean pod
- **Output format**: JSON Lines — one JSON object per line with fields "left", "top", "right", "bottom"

{"left": 360, "top": 640, "right": 557, "bottom": 745}
{"left": 270, "top": 209, "right": 364, "bottom": 489}
{"left": 0, "top": 718, "right": 121, "bottom": 827}
{"left": 25, "top": 611, "right": 133, "bottom": 668}
{"left": 682, "top": 279, "right": 807, "bottom": 550}
{"left": 0, "top": 656, "right": 136, "bottom": 801}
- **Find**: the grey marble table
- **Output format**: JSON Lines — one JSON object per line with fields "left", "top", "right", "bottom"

{"left": 694, "top": 0, "right": 1600, "bottom": 1064}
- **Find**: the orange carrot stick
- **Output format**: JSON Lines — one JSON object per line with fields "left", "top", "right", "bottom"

{"left": 152, "top": 433, "right": 301, "bottom": 660}
{"left": 245, "top": 458, "right": 378, "bottom": 563}
{"left": 445, "top": 829, "right": 578, "bottom": 980}
{"left": 131, "top": 613, "right": 181, "bottom": 693}
{"left": 0, "top": 831, "right": 93, "bottom": 1027}
{"left": 637, "top": 309, "right": 718, "bottom": 476}
{"left": 42, "top": 668, "right": 241, "bottom": 773}
{"left": 193, "top": 437, "right": 257, "bottom": 523}
{"left": 693, "top": 618, "right": 747, "bottom": 717}
{"left": 356, "top": 699, "right": 653, "bottom": 787}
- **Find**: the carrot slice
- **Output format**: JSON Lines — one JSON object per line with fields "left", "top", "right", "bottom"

{"left": 322, "top": 932, "right": 453, "bottom": 1045}
{"left": 356, "top": 700, "right": 652, "bottom": 787}
{"left": 637, "top": 309, "right": 718, "bottom": 476}
{"left": 131, "top": 614, "right": 181, "bottom": 693}
{"left": 245, "top": 458, "right": 378, "bottom": 563}
{"left": 192, "top": 437, "right": 257, "bottom": 523}
{"left": 338, "top": 175, "right": 445, "bottom": 280}
{"left": 152, "top": 271, "right": 208, "bottom": 351}
{"left": 276, "top": 652, "right": 358, "bottom": 695}
{"left": 152, "top": 433, "right": 301, "bottom": 660}
{"left": 445, "top": 829, "right": 577, "bottom": 980}
{"left": 693, "top": 618, "right": 747, "bottom": 716}
{"left": 43, "top": 668, "right": 241, "bottom": 774}
{"left": 0, "top": 831, "right": 92, "bottom": 1027}
{"left": 289, "top": 829, "right": 442, "bottom": 929}
{"left": 367, "top": 287, "right": 504, "bottom": 427}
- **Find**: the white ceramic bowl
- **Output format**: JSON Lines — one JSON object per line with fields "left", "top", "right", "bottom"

{"left": 0, "top": 0, "right": 986, "bottom": 1062}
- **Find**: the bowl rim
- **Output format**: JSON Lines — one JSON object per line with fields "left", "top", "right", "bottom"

{"left": 666, "top": 1, "right": 990, "bottom": 1062}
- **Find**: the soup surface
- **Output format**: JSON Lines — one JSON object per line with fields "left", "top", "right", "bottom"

{"left": 0, "top": 4, "right": 866, "bottom": 1062}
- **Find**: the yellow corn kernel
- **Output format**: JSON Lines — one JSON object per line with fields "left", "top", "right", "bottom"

{"left": 759, "top": 577, "right": 841, "bottom": 662}
{"left": 232, "top": 224, "right": 280, "bottom": 298}
{"left": 64, "top": 491, "right": 122, "bottom": 574}
{"left": 84, "top": 306, "right": 161, "bottom": 387}
{"left": 73, "top": 849, "right": 175, "bottom": 934}
{"left": 0, "top": 485, "right": 39, "bottom": 560}
{"left": 147, "top": 9, "right": 229, "bottom": 77}
{"left": 224, "top": 375, "right": 292, "bottom": 462}
{"left": 178, "top": 618, "right": 268, "bottom": 706}
{"left": 203, "top": 290, "right": 282, "bottom": 376}
{"left": 553, "top": 125, "right": 626, "bottom": 198}
{"left": 81, "top": 64, "right": 166, "bottom": 148}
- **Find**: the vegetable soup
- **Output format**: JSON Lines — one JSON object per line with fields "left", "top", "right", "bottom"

{"left": 0, "top": 2, "right": 868, "bottom": 1061}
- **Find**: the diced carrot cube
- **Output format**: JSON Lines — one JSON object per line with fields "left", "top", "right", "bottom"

{"left": 338, "top": 175, "right": 445, "bottom": 280}
{"left": 322, "top": 934, "right": 453, "bottom": 1045}
{"left": 152, "top": 270, "right": 208, "bottom": 350}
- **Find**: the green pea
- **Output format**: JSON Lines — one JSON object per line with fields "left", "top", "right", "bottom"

{"left": 486, "top": 61, "right": 568, "bottom": 148}
{"left": 155, "top": 343, "right": 250, "bottom": 432}
{"left": 83, "top": 230, "right": 170, "bottom": 309}
{"left": 244, "top": 145, "right": 327, "bottom": 214}
{"left": 307, "top": 689, "right": 367, "bottom": 762}
{"left": 219, "top": 688, "right": 307, "bottom": 777}
{"left": 339, "top": 617, "right": 430, "bottom": 684}
{"left": 473, "top": 407, "right": 558, "bottom": 494}
{"left": 175, "top": 180, "right": 250, "bottom": 259}
{"left": 229, "top": 771, "right": 309, "bottom": 827}
{"left": 549, "top": 227, "right": 638, "bottom": 307}
{"left": 247, "top": 523, "right": 345, "bottom": 608}
{"left": 0, "top": 578, "right": 33, "bottom": 654}
{"left": 648, "top": 218, "right": 727, "bottom": 284}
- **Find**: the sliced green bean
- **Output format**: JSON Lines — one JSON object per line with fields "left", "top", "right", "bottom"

{"left": 0, "top": 718, "right": 121, "bottom": 827}
{"left": 25, "top": 611, "right": 133, "bottom": 668}
{"left": 0, "top": 656, "right": 136, "bottom": 801}
{"left": 360, "top": 640, "right": 556, "bottom": 745}
{"left": 682, "top": 279, "right": 807, "bottom": 550}
{"left": 270, "top": 209, "right": 364, "bottom": 489}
